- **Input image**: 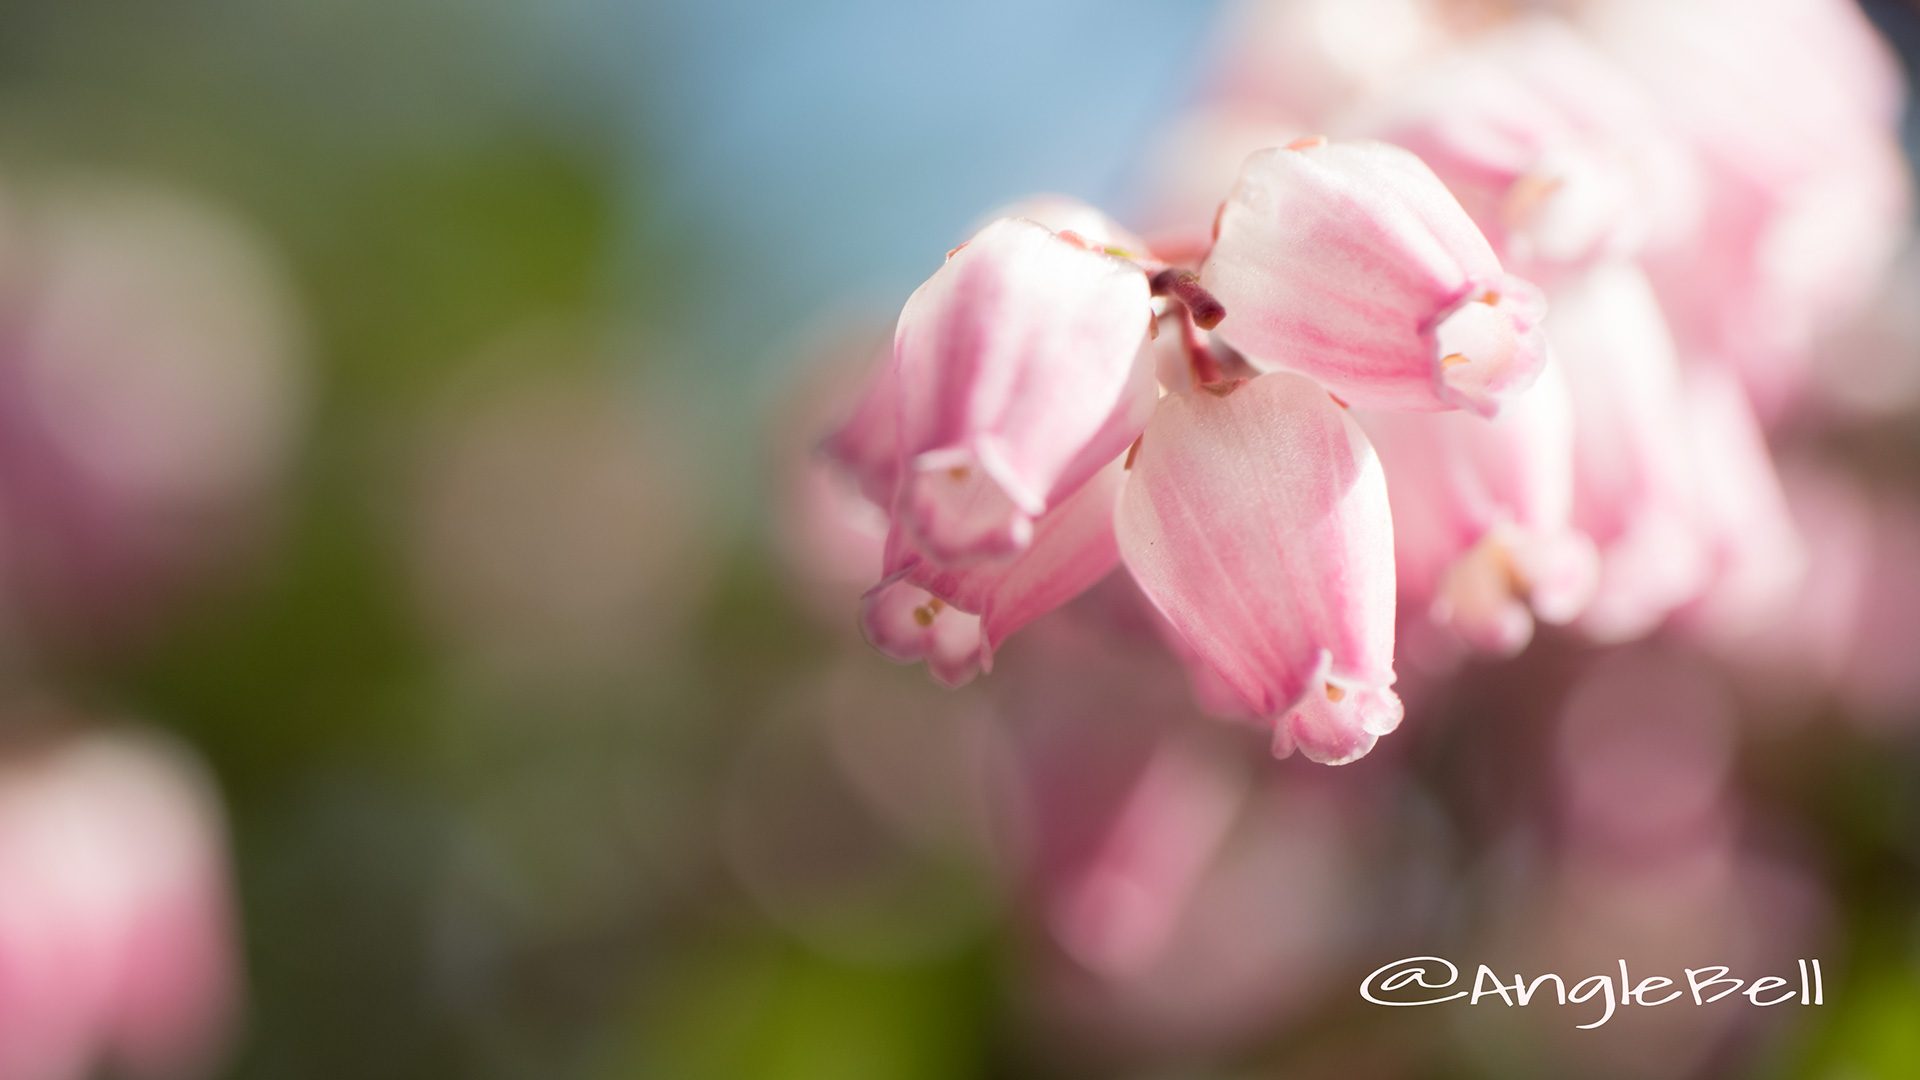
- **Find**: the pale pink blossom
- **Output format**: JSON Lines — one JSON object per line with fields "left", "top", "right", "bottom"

{"left": 1547, "top": 263, "right": 1708, "bottom": 642}
{"left": 1357, "top": 361, "right": 1596, "bottom": 655}
{"left": 1042, "top": 736, "right": 1249, "bottom": 978}
{"left": 1205, "top": 0, "right": 1453, "bottom": 124}
{"left": 1117, "top": 373, "right": 1401, "bottom": 764}
{"left": 1668, "top": 366, "right": 1805, "bottom": 639}
{"left": 0, "top": 181, "right": 306, "bottom": 651}
{"left": 1202, "top": 139, "right": 1548, "bottom": 416}
{"left": 0, "top": 725, "right": 238, "bottom": 1080}
{"left": 1338, "top": 19, "right": 1699, "bottom": 276}
{"left": 859, "top": 578, "right": 986, "bottom": 689}
{"left": 1572, "top": 0, "right": 1913, "bottom": 418}
{"left": 883, "top": 459, "right": 1126, "bottom": 673}
{"left": 892, "top": 216, "right": 1155, "bottom": 564}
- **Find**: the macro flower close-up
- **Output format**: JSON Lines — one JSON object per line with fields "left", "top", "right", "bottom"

{"left": 2, "top": 1, "right": 1919, "bottom": 1078}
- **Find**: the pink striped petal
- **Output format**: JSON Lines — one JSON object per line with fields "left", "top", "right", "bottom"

{"left": 888, "top": 458, "right": 1125, "bottom": 667}
{"left": 1202, "top": 139, "right": 1548, "bottom": 416}
{"left": 1548, "top": 263, "right": 1710, "bottom": 642}
{"left": 1116, "top": 373, "right": 1401, "bottom": 764}
{"left": 894, "top": 217, "right": 1154, "bottom": 565}
{"left": 1358, "top": 361, "right": 1596, "bottom": 655}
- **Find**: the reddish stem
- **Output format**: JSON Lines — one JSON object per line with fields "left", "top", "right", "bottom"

{"left": 1179, "top": 310, "right": 1226, "bottom": 387}
{"left": 1149, "top": 268, "right": 1225, "bottom": 330}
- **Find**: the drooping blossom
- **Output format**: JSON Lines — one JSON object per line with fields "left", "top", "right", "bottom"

{"left": 1668, "top": 366, "right": 1805, "bottom": 640}
{"left": 890, "top": 216, "right": 1155, "bottom": 564}
{"left": 1202, "top": 138, "right": 1549, "bottom": 416}
{"left": 875, "top": 458, "right": 1126, "bottom": 676}
{"left": 859, "top": 578, "right": 986, "bottom": 689}
{"left": 1546, "top": 262, "right": 1708, "bottom": 642}
{"left": 1570, "top": 0, "right": 1913, "bottom": 418}
{"left": 1338, "top": 18, "right": 1699, "bottom": 277}
{"left": 0, "top": 721, "right": 240, "bottom": 1080}
{"left": 1204, "top": 0, "right": 1454, "bottom": 125}
{"left": 1116, "top": 373, "right": 1401, "bottom": 764}
{"left": 1356, "top": 360, "right": 1595, "bottom": 655}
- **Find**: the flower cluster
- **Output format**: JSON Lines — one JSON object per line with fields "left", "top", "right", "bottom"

{"left": 802, "top": 0, "right": 1911, "bottom": 766}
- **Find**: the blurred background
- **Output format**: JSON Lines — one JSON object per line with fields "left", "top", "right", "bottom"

{"left": 1, "top": 1, "right": 1919, "bottom": 1077}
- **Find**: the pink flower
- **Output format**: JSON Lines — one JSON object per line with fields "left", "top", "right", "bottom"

{"left": 1669, "top": 366, "right": 1805, "bottom": 639}
{"left": 1116, "top": 373, "right": 1401, "bottom": 764}
{"left": 859, "top": 578, "right": 986, "bottom": 689}
{"left": 881, "top": 458, "right": 1126, "bottom": 675}
{"left": 1041, "top": 735, "right": 1248, "bottom": 978}
{"left": 1357, "top": 361, "right": 1596, "bottom": 655}
{"left": 0, "top": 181, "right": 306, "bottom": 650}
{"left": 1202, "top": 139, "right": 1548, "bottom": 416}
{"left": 1572, "top": 0, "right": 1913, "bottom": 418}
{"left": 0, "top": 725, "right": 238, "bottom": 1080}
{"left": 1339, "top": 19, "right": 1698, "bottom": 277}
{"left": 1547, "top": 263, "right": 1709, "bottom": 642}
{"left": 892, "top": 216, "right": 1155, "bottom": 564}
{"left": 817, "top": 337, "right": 902, "bottom": 512}
{"left": 1205, "top": 0, "right": 1453, "bottom": 124}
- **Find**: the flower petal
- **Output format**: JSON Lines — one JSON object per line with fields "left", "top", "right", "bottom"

{"left": 1116, "top": 373, "right": 1401, "bottom": 763}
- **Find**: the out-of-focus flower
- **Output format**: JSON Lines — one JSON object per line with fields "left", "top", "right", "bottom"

{"left": 1117, "top": 373, "right": 1400, "bottom": 765}
{"left": 1339, "top": 18, "right": 1698, "bottom": 278}
{"left": 891, "top": 216, "right": 1154, "bottom": 564}
{"left": 1570, "top": 0, "right": 1913, "bottom": 419}
{"left": 988, "top": 640, "right": 1422, "bottom": 1065}
{"left": 404, "top": 348, "right": 713, "bottom": 685}
{"left": 0, "top": 180, "right": 306, "bottom": 653}
{"left": 1130, "top": 107, "right": 1305, "bottom": 252}
{"left": 721, "top": 659, "right": 1005, "bottom": 966}
{"left": 1669, "top": 366, "right": 1805, "bottom": 640}
{"left": 0, "top": 720, "right": 239, "bottom": 1080}
{"left": 1204, "top": 0, "right": 1454, "bottom": 124}
{"left": 772, "top": 328, "right": 893, "bottom": 621}
{"left": 1459, "top": 650, "right": 1828, "bottom": 1078}
{"left": 1202, "top": 139, "right": 1548, "bottom": 416}
{"left": 1807, "top": 241, "right": 1920, "bottom": 423}
{"left": 1357, "top": 361, "right": 1595, "bottom": 655}
{"left": 1546, "top": 262, "right": 1707, "bottom": 642}
{"left": 1695, "top": 461, "right": 1920, "bottom": 731}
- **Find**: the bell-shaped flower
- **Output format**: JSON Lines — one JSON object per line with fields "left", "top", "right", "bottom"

{"left": 1339, "top": 19, "right": 1699, "bottom": 277}
{"left": 1548, "top": 263, "right": 1709, "bottom": 642}
{"left": 881, "top": 458, "right": 1127, "bottom": 675}
{"left": 1573, "top": 0, "right": 1913, "bottom": 418}
{"left": 860, "top": 578, "right": 986, "bottom": 689}
{"left": 1202, "top": 139, "right": 1548, "bottom": 417}
{"left": 1116, "top": 372, "right": 1401, "bottom": 765}
{"left": 1357, "top": 360, "right": 1596, "bottom": 655}
{"left": 892, "top": 216, "right": 1155, "bottom": 565}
